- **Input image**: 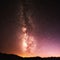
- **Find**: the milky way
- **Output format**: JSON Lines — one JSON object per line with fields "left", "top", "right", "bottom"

{"left": 0, "top": 0, "right": 60, "bottom": 57}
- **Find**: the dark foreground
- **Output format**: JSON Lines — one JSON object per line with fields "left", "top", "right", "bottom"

{"left": 0, "top": 53, "right": 60, "bottom": 60}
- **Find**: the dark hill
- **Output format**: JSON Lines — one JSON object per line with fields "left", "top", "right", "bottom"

{"left": 0, "top": 53, "right": 22, "bottom": 60}
{"left": 0, "top": 53, "right": 60, "bottom": 60}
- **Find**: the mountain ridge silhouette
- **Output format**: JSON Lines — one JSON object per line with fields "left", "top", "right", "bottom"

{"left": 0, "top": 53, "right": 60, "bottom": 60}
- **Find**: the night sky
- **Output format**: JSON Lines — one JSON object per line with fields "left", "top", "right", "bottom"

{"left": 0, "top": 0, "right": 60, "bottom": 57}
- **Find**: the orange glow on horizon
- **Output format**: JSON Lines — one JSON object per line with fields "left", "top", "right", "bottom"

{"left": 17, "top": 52, "right": 37, "bottom": 57}
{"left": 18, "top": 53, "right": 60, "bottom": 58}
